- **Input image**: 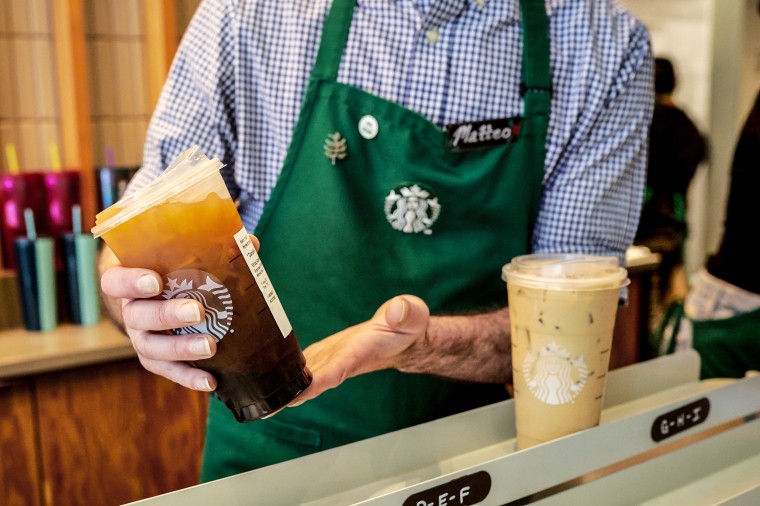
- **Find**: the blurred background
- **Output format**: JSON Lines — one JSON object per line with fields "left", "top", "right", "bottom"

{"left": 0, "top": 0, "right": 200, "bottom": 230}
{"left": 628, "top": 0, "right": 760, "bottom": 279}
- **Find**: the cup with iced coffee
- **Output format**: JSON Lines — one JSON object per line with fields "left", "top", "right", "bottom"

{"left": 92, "top": 146, "right": 311, "bottom": 422}
{"left": 502, "top": 254, "right": 629, "bottom": 449}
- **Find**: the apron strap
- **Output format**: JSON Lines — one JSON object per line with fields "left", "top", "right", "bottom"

{"left": 520, "top": 0, "right": 552, "bottom": 113}
{"left": 520, "top": 0, "right": 552, "bottom": 230}
{"left": 311, "top": 0, "right": 356, "bottom": 82}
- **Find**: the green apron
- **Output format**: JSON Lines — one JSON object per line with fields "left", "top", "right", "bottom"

{"left": 654, "top": 302, "right": 760, "bottom": 379}
{"left": 201, "top": 0, "right": 551, "bottom": 481}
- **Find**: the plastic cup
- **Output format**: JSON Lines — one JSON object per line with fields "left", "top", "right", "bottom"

{"left": 91, "top": 146, "right": 312, "bottom": 422}
{"left": 502, "top": 254, "right": 629, "bottom": 449}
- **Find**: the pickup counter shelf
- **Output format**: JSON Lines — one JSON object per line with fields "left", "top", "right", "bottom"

{"left": 128, "top": 350, "right": 760, "bottom": 506}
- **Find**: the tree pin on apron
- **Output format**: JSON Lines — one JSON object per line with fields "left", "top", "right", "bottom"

{"left": 324, "top": 132, "right": 347, "bottom": 165}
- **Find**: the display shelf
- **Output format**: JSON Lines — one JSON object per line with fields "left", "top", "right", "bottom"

{"left": 126, "top": 351, "right": 760, "bottom": 505}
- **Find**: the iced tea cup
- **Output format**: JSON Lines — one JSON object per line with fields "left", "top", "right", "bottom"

{"left": 92, "top": 146, "right": 311, "bottom": 422}
{"left": 502, "top": 254, "right": 629, "bottom": 449}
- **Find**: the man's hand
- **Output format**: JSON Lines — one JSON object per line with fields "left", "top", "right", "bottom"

{"left": 289, "top": 295, "right": 430, "bottom": 406}
{"left": 100, "top": 262, "right": 219, "bottom": 391}
{"left": 99, "top": 237, "right": 266, "bottom": 391}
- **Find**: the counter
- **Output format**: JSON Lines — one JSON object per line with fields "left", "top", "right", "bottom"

{"left": 128, "top": 351, "right": 760, "bottom": 506}
{"left": 0, "top": 320, "right": 208, "bottom": 506}
{"left": 0, "top": 320, "right": 135, "bottom": 380}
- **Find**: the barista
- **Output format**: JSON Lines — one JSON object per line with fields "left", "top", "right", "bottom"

{"left": 99, "top": 0, "right": 654, "bottom": 481}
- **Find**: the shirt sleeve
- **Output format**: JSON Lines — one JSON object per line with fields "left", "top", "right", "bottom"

{"left": 533, "top": 17, "right": 654, "bottom": 269}
{"left": 126, "top": 0, "right": 240, "bottom": 200}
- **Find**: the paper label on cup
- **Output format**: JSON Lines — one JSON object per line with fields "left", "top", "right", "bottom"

{"left": 234, "top": 228, "right": 292, "bottom": 338}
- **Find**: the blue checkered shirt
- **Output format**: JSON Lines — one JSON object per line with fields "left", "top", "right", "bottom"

{"left": 130, "top": 0, "right": 654, "bottom": 266}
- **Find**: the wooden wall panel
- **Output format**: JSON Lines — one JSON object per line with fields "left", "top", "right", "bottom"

{"left": 52, "top": 0, "right": 96, "bottom": 228}
{"left": 0, "top": 379, "right": 42, "bottom": 506}
{"left": 0, "top": 39, "right": 15, "bottom": 121}
{"left": 35, "top": 360, "right": 208, "bottom": 506}
{"left": 144, "top": 0, "right": 178, "bottom": 110}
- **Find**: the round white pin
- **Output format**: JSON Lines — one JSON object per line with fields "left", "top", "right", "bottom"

{"left": 358, "top": 115, "right": 379, "bottom": 139}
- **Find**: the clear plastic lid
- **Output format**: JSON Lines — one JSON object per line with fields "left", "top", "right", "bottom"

{"left": 502, "top": 254, "right": 629, "bottom": 291}
{"left": 91, "top": 146, "right": 224, "bottom": 238}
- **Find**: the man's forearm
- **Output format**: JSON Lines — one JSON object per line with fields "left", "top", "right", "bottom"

{"left": 396, "top": 306, "right": 512, "bottom": 384}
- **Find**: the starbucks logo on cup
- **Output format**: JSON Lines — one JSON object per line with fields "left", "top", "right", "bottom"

{"left": 162, "top": 269, "right": 233, "bottom": 342}
{"left": 523, "top": 341, "right": 589, "bottom": 405}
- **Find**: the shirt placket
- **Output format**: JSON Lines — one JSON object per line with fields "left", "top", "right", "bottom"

{"left": 404, "top": 15, "right": 450, "bottom": 125}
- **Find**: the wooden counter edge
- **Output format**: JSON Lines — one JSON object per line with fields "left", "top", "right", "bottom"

{"left": 0, "top": 320, "right": 136, "bottom": 380}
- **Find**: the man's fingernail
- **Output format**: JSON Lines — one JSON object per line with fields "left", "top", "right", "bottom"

{"left": 137, "top": 275, "right": 160, "bottom": 295}
{"left": 396, "top": 297, "right": 409, "bottom": 324}
{"left": 195, "top": 377, "right": 214, "bottom": 391}
{"left": 178, "top": 301, "right": 202, "bottom": 323}
{"left": 190, "top": 337, "right": 212, "bottom": 357}
{"left": 288, "top": 398, "right": 306, "bottom": 408}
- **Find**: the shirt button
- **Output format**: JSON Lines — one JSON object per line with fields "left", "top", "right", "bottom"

{"left": 475, "top": 0, "right": 486, "bottom": 6}
{"left": 426, "top": 28, "right": 440, "bottom": 44}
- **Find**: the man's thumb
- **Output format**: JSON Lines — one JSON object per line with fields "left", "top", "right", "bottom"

{"left": 384, "top": 295, "right": 429, "bottom": 332}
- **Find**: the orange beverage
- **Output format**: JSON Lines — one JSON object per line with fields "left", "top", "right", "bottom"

{"left": 93, "top": 147, "right": 311, "bottom": 421}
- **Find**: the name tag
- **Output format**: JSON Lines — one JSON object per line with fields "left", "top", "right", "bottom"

{"left": 445, "top": 117, "right": 521, "bottom": 152}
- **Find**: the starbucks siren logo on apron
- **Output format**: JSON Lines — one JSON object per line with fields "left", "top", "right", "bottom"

{"left": 384, "top": 183, "right": 441, "bottom": 234}
{"left": 162, "top": 269, "right": 233, "bottom": 342}
{"left": 523, "top": 341, "right": 589, "bottom": 404}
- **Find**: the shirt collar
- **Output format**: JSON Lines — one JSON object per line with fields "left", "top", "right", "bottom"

{"left": 357, "top": 0, "right": 564, "bottom": 25}
{"left": 354, "top": 0, "right": 518, "bottom": 25}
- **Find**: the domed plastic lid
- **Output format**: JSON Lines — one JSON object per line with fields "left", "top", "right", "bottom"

{"left": 502, "top": 254, "right": 629, "bottom": 291}
{"left": 91, "top": 145, "right": 223, "bottom": 238}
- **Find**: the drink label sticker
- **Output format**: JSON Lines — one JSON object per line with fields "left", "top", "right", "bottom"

{"left": 234, "top": 228, "right": 292, "bottom": 338}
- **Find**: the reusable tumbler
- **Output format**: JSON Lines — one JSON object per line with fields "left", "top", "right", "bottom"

{"left": 502, "top": 254, "right": 629, "bottom": 449}
{"left": 62, "top": 205, "right": 100, "bottom": 325}
{"left": 96, "top": 166, "right": 139, "bottom": 211}
{"left": 15, "top": 209, "right": 57, "bottom": 331}
{"left": 40, "top": 170, "right": 81, "bottom": 271}
{"left": 0, "top": 173, "right": 44, "bottom": 269}
{"left": 92, "top": 146, "right": 311, "bottom": 421}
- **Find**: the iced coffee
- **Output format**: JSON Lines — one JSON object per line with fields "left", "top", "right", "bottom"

{"left": 92, "top": 146, "right": 311, "bottom": 422}
{"left": 502, "top": 254, "right": 629, "bottom": 449}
